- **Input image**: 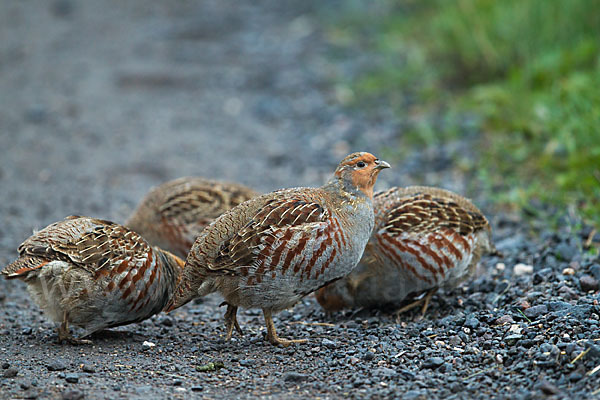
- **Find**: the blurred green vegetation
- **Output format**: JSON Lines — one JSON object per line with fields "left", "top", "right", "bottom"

{"left": 328, "top": 0, "right": 600, "bottom": 224}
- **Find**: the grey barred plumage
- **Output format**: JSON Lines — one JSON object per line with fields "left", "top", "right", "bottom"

{"left": 2, "top": 216, "right": 184, "bottom": 343}
{"left": 166, "top": 152, "right": 390, "bottom": 346}
{"left": 316, "top": 186, "right": 496, "bottom": 315}
{"left": 126, "top": 177, "right": 259, "bottom": 258}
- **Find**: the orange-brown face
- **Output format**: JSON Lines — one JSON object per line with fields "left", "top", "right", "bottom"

{"left": 335, "top": 152, "right": 390, "bottom": 198}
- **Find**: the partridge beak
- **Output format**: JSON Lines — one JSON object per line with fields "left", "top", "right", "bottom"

{"left": 375, "top": 160, "right": 391, "bottom": 170}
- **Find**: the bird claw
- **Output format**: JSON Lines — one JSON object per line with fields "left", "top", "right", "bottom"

{"left": 224, "top": 304, "right": 244, "bottom": 340}
{"left": 267, "top": 336, "right": 308, "bottom": 347}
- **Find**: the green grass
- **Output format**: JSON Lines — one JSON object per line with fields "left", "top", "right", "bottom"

{"left": 326, "top": 0, "right": 600, "bottom": 224}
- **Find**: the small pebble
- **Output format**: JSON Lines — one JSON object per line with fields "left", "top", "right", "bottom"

{"left": 579, "top": 275, "right": 599, "bottom": 292}
{"left": 62, "top": 390, "right": 84, "bottom": 400}
{"left": 283, "top": 372, "right": 309, "bottom": 382}
{"left": 514, "top": 264, "right": 533, "bottom": 276}
{"left": 142, "top": 341, "right": 156, "bottom": 350}
{"left": 558, "top": 285, "right": 578, "bottom": 300}
{"left": 421, "top": 357, "right": 444, "bottom": 369}
{"left": 464, "top": 317, "right": 480, "bottom": 330}
{"left": 3, "top": 368, "right": 18, "bottom": 378}
{"left": 589, "top": 264, "right": 600, "bottom": 281}
{"left": 81, "top": 364, "right": 95, "bottom": 373}
{"left": 562, "top": 267, "right": 575, "bottom": 276}
{"left": 538, "top": 379, "right": 561, "bottom": 395}
{"left": 65, "top": 373, "right": 79, "bottom": 383}
{"left": 47, "top": 361, "right": 67, "bottom": 371}
{"left": 504, "top": 334, "right": 523, "bottom": 345}
{"left": 495, "top": 315, "right": 514, "bottom": 325}
{"left": 524, "top": 305, "right": 548, "bottom": 319}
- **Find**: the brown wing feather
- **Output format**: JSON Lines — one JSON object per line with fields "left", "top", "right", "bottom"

{"left": 376, "top": 187, "right": 489, "bottom": 236}
{"left": 157, "top": 178, "right": 258, "bottom": 224}
{"left": 209, "top": 197, "right": 328, "bottom": 272}
{"left": 5, "top": 216, "right": 153, "bottom": 276}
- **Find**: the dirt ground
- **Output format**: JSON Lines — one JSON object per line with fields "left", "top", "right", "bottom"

{"left": 1, "top": 1, "right": 598, "bottom": 399}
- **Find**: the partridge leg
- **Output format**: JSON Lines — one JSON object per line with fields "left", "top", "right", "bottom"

{"left": 224, "top": 304, "right": 244, "bottom": 340}
{"left": 57, "top": 312, "right": 91, "bottom": 345}
{"left": 394, "top": 288, "right": 438, "bottom": 322}
{"left": 263, "top": 309, "right": 307, "bottom": 347}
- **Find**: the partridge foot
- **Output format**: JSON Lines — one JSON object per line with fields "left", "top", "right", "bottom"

{"left": 224, "top": 304, "right": 244, "bottom": 340}
{"left": 394, "top": 288, "right": 437, "bottom": 322}
{"left": 263, "top": 309, "right": 307, "bottom": 347}
{"left": 57, "top": 317, "right": 92, "bottom": 345}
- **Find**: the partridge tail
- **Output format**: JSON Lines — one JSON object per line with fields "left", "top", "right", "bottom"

{"left": 2, "top": 257, "right": 49, "bottom": 279}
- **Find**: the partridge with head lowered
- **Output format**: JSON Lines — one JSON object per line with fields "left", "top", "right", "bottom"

{"left": 2, "top": 216, "right": 184, "bottom": 343}
{"left": 316, "top": 186, "right": 496, "bottom": 317}
{"left": 166, "top": 152, "right": 390, "bottom": 346}
{"left": 126, "top": 177, "right": 259, "bottom": 258}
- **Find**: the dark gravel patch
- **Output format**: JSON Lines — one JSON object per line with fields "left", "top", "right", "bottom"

{"left": 1, "top": 1, "right": 599, "bottom": 399}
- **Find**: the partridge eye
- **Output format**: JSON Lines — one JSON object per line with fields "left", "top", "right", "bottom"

{"left": 356, "top": 161, "right": 366, "bottom": 168}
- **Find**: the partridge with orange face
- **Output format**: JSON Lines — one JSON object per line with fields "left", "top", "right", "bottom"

{"left": 2, "top": 216, "right": 184, "bottom": 343}
{"left": 166, "top": 152, "right": 390, "bottom": 346}
{"left": 126, "top": 177, "right": 259, "bottom": 258}
{"left": 316, "top": 186, "right": 495, "bottom": 316}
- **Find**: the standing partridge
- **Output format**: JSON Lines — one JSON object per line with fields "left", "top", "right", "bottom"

{"left": 126, "top": 177, "right": 259, "bottom": 258}
{"left": 2, "top": 216, "right": 184, "bottom": 343}
{"left": 166, "top": 152, "right": 390, "bottom": 346}
{"left": 316, "top": 186, "right": 496, "bottom": 316}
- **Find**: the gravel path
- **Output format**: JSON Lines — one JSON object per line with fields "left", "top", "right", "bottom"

{"left": 1, "top": 1, "right": 599, "bottom": 399}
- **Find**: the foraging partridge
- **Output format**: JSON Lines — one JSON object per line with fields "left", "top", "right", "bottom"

{"left": 2, "top": 216, "right": 184, "bottom": 343}
{"left": 166, "top": 152, "right": 390, "bottom": 346}
{"left": 316, "top": 186, "right": 495, "bottom": 316}
{"left": 126, "top": 177, "right": 259, "bottom": 258}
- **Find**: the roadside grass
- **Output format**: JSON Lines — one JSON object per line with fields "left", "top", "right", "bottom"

{"left": 326, "top": 0, "right": 600, "bottom": 225}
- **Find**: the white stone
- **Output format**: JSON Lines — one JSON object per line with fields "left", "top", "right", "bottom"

{"left": 513, "top": 263, "right": 533, "bottom": 276}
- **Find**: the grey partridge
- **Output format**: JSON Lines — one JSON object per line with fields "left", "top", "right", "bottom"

{"left": 166, "top": 152, "right": 390, "bottom": 346}
{"left": 126, "top": 177, "right": 259, "bottom": 258}
{"left": 316, "top": 186, "right": 495, "bottom": 317}
{"left": 2, "top": 216, "right": 184, "bottom": 343}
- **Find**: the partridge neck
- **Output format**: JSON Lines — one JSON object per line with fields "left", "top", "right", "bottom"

{"left": 323, "top": 175, "right": 372, "bottom": 202}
